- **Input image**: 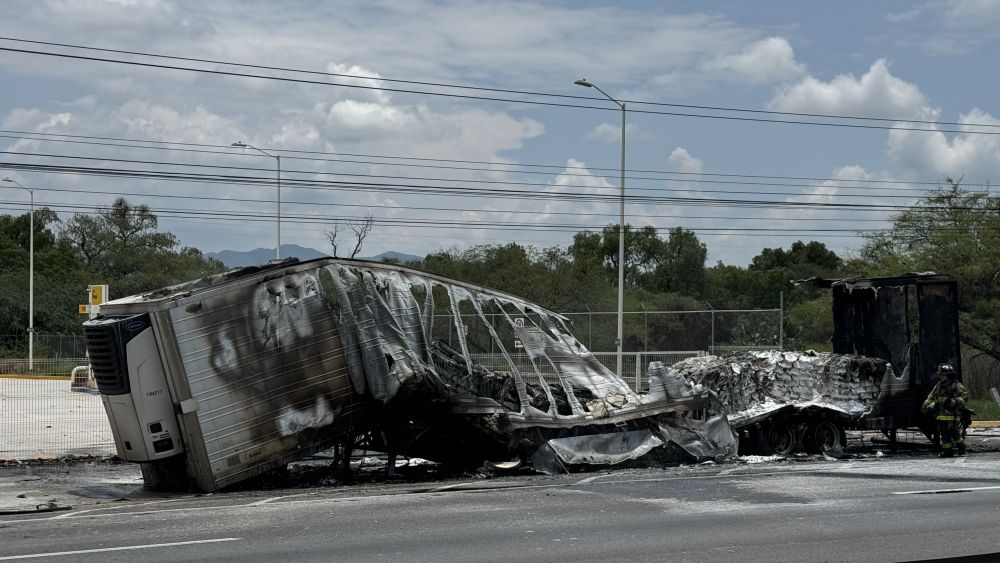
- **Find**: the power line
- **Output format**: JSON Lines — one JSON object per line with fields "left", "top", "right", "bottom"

{"left": 4, "top": 45, "right": 1000, "bottom": 136}
{"left": 2, "top": 128, "right": 993, "bottom": 189}
{"left": 0, "top": 150, "right": 940, "bottom": 198}
{"left": 0, "top": 181, "right": 908, "bottom": 223}
{"left": 6, "top": 198, "right": 992, "bottom": 237}
{"left": 0, "top": 160, "right": 942, "bottom": 212}
{"left": 3, "top": 161, "right": 996, "bottom": 222}
{"left": 3, "top": 35, "right": 999, "bottom": 131}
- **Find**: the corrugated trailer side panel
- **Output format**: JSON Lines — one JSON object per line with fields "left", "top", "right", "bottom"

{"left": 168, "top": 266, "right": 373, "bottom": 489}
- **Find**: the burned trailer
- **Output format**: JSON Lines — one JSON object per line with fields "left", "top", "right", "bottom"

{"left": 672, "top": 351, "right": 890, "bottom": 455}
{"left": 84, "top": 258, "right": 735, "bottom": 491}
{"left": 817, "top": 273, "right": 961, "bottom": 440}
{"left": 670, "top": 273, "right": 962, "bottom": 456}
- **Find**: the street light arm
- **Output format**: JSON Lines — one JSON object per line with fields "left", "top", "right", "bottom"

{"left": 231, "top": 141, "right": 275, "bottom": 158}
{"left": 572, "top": 79, "right": 623, "bottom": 110}
{"left": 2, "top": 177, "right": 32, "bottom": 195}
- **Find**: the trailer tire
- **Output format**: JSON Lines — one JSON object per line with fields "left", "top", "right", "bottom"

{"left": 759, "top": 422, "right": 797, "bottom": 456}
{"left": 140, "top": 456, "right": 198, "bottom": 492}
{"left": 808, "top": 420, "right": 846, "bottom": 457}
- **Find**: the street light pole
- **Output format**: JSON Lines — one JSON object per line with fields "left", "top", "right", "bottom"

{"left": 232, "top": 142, "right": 281, "bottom": 260}
{"left": 574, "top": 79, "right": 626, "bottom": 378}
{"left": 3, "top": 177, "right": 34, "bottom": 372}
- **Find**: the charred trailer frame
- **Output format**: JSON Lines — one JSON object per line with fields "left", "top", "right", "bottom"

{"left": 84, "top": 258, "right": 732, "bottom": 492}
{"left": 697, "top": 273, "right": 961, "bottom": 457}
{"left": 814, "top": 273, "right": 961, "bottom": 439}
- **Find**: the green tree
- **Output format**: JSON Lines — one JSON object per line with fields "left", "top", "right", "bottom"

{"left": 568, "top": 224, "right": 664, "bottom": 287}
{"left": 750, "top": 240, "right": 842, "bottom": 279}
{"left": 651, "top": 227, "right": 707, "bottom": 296}
{"left": 62, "top": 198, "right": 225, "bottom": 298}
{"left": 0, "top": 208, "right": 90, "bottom": 345}
{"left": 850, "top": 179, "right": 1000, "bottom": 361}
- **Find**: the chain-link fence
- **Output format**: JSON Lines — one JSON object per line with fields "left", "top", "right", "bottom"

{"left": 0, "top": 330, "right": 112, "bottom": 460}
{"left": 560, "top": 309, "right": 783, "bottom": 354}
{"left": 432, "top": 309, "right": 783, "bottom": 355}
{"left": 0, "top": 375, "right": 113, "bottom": 460}
{"left": 0, "top": 333, "right": 89, "bottom": 359}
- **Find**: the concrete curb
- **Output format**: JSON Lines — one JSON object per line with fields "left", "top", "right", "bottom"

{"left": 970, "top": 421, "right": 999, "bottom": 428}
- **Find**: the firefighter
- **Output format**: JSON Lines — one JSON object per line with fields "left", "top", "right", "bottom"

{"left": 921, "top": 363, "right": 970, "bottom": 457}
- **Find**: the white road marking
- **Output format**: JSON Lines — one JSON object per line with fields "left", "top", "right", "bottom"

{"left": 0, "top": 538, "right": 241, "bottom": 560}
{"left": 893, "top": 485, "right": 1000, "bottom": 495}
{"left": 574, "top": 475, "right": 605, "bottom": 485}
{"left": 50, "top": 497, "right": 196, "bottom": 520}
{"left": 249, "top": 493, "right": 310, "bottom": 505}
{"left": 430, "top": 481, "right": 476, "bottom": 492}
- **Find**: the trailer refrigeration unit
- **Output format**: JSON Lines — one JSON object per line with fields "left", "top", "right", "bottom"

{"left": 84, "top": 258, "right": 735, "bottom": 491}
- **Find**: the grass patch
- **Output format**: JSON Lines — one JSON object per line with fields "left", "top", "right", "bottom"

{"left": 968, "top": 397, "right": 1000, "bottom": 421}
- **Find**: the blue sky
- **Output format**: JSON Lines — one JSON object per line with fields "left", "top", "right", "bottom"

{"left": 2, "top": 0, "right": 999, "bottom": 265}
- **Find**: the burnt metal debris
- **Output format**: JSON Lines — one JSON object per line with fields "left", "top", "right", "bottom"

{"left": 670, "top": 273, "right": 964, "bottom": 456}
{"left": 84, "top": 258, "right": 735, "bottom": 492}
{"left": 84, "top": 265, "right": 959, "bottom": 490}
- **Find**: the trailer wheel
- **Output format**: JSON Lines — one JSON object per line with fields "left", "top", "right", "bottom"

{"left": 809, "top": 421, "right": 846, "bottom": 456}
{"left": 759, "top": 422, "right": 797, "bottom": 456}
{"left": 140, "top": 455, "right": 199, "bottom": 492}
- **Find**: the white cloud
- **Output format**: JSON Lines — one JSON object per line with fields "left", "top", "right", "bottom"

{"left": 585, "top": 122, "right": 639, "bottom": 143}
{"left": 323, "top": 100, "right": 416, "bottom": 134}
{"left": 887, "top": 108, "right": 1000, "bottom": 179}
{"left": 944, "top": 0, "right": 1000, "bottom": 27}
{"left": 887, "top": 1, "right": 1000, "bottom": 54}
{"left": 551, "top": 159, "right": 614, "bottom": 190}
{"left": 667, "top": 147, "right": 703, "bottom": 175}
{"left": 324, "top": 63, "right": 391, "bottom": 105}
{"left": 768, "top": 59, "right": 934, "bottom": 120}
{"left": 701, "top": 37, "right": 805, "bottom": 85}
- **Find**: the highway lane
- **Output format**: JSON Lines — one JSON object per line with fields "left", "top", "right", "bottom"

{"left": 3, "top": 453, "right": 1000, "bottom": 562}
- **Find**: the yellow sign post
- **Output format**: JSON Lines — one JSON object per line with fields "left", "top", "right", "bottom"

{"left": 81, "top": 285, "right": 109, "bottom": 319}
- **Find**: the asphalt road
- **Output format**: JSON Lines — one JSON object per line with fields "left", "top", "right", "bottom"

{"left": 2, "top": 453, "right": 1000, "bottom": 562}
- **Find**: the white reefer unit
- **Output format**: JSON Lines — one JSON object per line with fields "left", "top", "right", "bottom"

{"left": 84, "top": 314, "right": 184, "bottom": 461}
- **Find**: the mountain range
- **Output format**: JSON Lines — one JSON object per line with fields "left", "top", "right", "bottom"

{"left": 206, "top": 245, "right": 422, "bottom": 268}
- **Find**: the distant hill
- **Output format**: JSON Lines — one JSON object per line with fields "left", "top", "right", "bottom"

{"left": 207, "top": 246, "right": 422, "bottom": 268}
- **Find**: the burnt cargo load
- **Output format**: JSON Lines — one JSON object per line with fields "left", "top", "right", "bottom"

{"left": 671, "top": 351, "right": 890, "bottom": 455}
{"left": 668, "top": 273, "right": 962, "bottom": 455}
{"left": 84, "top": 258, "right": 735, "bottom": 491}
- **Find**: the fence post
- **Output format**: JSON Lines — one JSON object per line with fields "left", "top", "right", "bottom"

{"left": 634, "top": 352, "right": 641, "bottom": 391}
{"left": 644, "top": 312, "right": 648, "bottom": 352}
{"left": 779, "top": 291, "right": 785, "bottom": 351}
{"left": 710, "top": 310, "right": 716, "bottom": 355}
